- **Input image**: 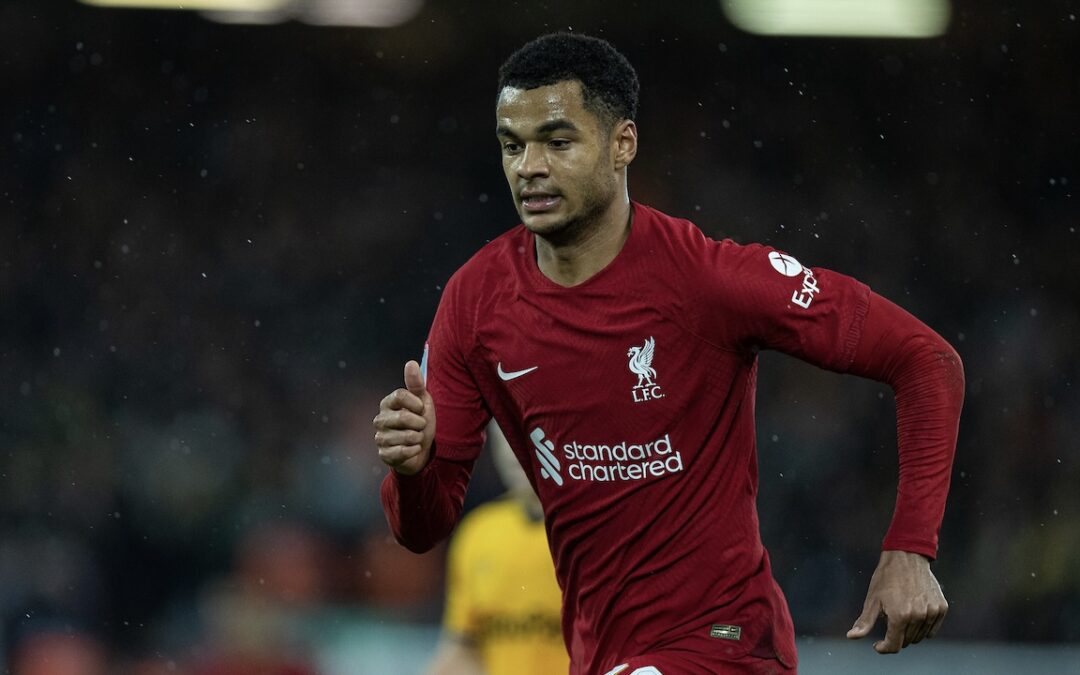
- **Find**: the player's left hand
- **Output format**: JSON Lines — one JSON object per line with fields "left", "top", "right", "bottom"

{"left": 846, "top": 550, "right": 948, "bottom": 653}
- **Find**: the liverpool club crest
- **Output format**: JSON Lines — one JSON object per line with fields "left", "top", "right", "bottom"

{"left": 627, "top": 336, "right": 664, "bottom": 403}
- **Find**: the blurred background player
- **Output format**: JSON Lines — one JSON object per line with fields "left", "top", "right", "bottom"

{"left": 427, "top": 421, "right": 567, "bottom": 675}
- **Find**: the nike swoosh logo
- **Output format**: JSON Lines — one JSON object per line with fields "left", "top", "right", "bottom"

{"left": 497, "top": 363, "right": 538, "bottom": 381}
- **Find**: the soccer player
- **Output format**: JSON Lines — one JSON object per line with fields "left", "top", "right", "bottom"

{"left": 426, "top": 422, "right": 568, "bottom": 674}
{"left": 374, "top": 33, "right": 964, "bottom": 674}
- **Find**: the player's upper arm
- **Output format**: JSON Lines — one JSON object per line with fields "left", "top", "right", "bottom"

{"left": 691, "top": 234, "right": 870, "bottom": 372}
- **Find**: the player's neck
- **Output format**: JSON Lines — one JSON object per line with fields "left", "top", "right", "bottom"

{"left": 534, "top": 196, "right": 632, "bottom": 288}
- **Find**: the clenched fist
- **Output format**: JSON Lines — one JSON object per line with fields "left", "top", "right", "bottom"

{"left": 373, "top": 360, "right": 436, "bottom": 475}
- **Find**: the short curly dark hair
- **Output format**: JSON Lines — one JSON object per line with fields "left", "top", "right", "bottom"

{"left": 497, "top": 33, "right": 639, "bottom": 129}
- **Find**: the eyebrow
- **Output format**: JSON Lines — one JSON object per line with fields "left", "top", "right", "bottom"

{"left": 496, "top": 118, "right": 581, "bottom": 138}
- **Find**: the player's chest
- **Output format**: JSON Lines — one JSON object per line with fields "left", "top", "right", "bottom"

{"left": 474, "top": 296, "right": 710, "bottom": 417}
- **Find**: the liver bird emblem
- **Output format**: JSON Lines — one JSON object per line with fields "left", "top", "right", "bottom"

{"left": 627, "top": 336, "right": 658, "bottom": 389}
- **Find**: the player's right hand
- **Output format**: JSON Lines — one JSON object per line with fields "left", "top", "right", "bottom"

{"left": 374, "top": 360, "right": 436, "bottom": 475}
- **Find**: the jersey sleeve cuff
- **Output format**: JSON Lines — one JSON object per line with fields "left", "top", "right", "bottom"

{"left": 390, "top": 441, "right": 439, "bottom": 489}
{"left": 881, "top": 536, "right": 938, "bottom": 561}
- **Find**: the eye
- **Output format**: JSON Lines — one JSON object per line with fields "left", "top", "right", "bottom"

{"left": 502, "top": 141, "right": 522, "bottom": 154}
{"left": 548, "top": 139, "right": 571, "bottom": 149}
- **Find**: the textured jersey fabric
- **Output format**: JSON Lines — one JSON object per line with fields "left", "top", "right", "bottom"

{"left": 382, "top": 202, "right": 961, "bottom": 674}
{"left": 442, "top": 496, "right": 568, "bottom": 674}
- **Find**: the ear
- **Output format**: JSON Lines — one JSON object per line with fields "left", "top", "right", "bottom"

{"left": 612, "top": 120, "right": 638, "bottom": 170}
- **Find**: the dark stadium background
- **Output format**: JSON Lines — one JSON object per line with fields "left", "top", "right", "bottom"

{"left": 1, "top": 0, "right": 1077, "bottom": 672}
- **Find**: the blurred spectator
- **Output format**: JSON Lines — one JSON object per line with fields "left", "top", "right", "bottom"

{"left": 9, "top": 631, "right": 108, "bottom": 675}
{"left": 187, "top": 522, "right": 325, "bottom": 675}
{"left": 4, "top": 607, "right": 107, "bottom": 675}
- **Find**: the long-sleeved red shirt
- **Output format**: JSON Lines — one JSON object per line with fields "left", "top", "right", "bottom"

{"left": 381, "top": 202, "right": 964, "bottom": 674}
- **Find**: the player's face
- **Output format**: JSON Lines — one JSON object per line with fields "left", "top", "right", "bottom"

{"left": 496, "top": 80, "right": 618, "bottom": 241}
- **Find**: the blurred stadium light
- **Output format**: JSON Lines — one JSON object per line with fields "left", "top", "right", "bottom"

{"left": 80, "top": 0, "right": 286, "bottom": 9}
{"left": 77, "top": 0, "right": 424, "bottom": 26}
{"left": 721, "top": 0, "right": 950, "bottom": 38}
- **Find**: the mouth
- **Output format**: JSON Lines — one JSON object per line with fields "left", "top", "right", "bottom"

{"left": 520, "top": 191, "right": 562, "bottom": 213}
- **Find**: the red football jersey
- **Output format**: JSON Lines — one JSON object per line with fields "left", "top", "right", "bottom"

{"left": 384, "top": 202, "right": 940, "bottom": 673}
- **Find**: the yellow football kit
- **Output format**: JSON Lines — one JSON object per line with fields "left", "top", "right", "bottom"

{"left": 442, "top": 496, "right": 568, "bottom": 675}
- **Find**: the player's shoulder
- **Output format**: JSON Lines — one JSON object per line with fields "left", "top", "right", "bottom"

{"left": 634, "top": 202, "right": 762, "bottom": 265}
{"left": 443, "top": 226, "right": 528, "bottom": 299}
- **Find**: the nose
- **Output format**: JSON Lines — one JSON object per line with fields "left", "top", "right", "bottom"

{"left": 516, "top": 143, "right": 549, "bottom": 180}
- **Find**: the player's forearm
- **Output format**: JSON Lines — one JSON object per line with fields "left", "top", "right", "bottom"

{"left": 849, "top": 293, "right": 965, "bottom": 559}
{"left": 380, "top": 448, "right": 474, "bottom": 553}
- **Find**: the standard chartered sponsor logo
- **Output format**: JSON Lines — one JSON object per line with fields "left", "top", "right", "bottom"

{"left": 531, "top": 426, "right": 684, "bottom": 484}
